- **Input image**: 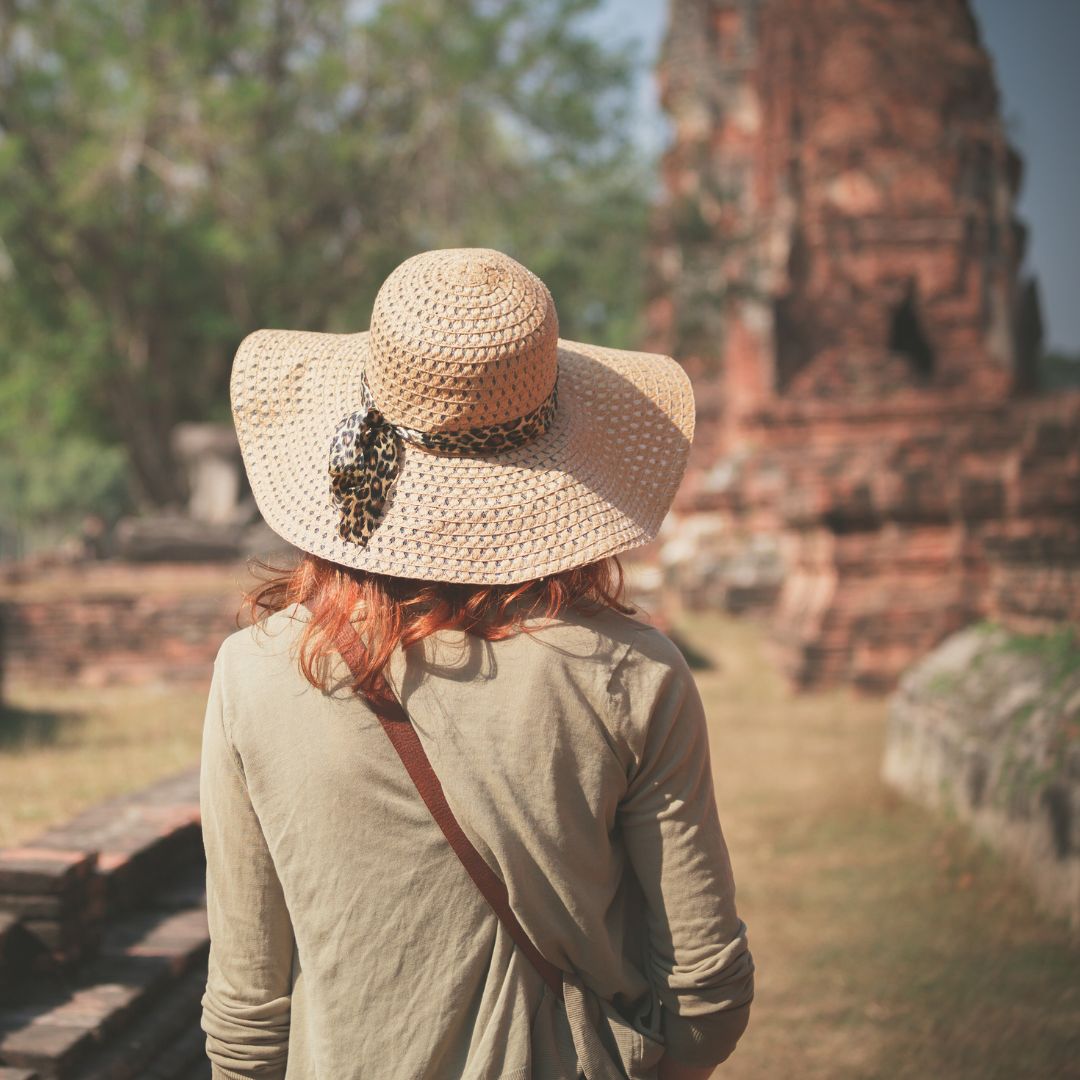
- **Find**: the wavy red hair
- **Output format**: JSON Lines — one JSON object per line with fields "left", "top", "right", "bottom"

{"left": 242, "top": 552, "right": 636, "bottom": 701}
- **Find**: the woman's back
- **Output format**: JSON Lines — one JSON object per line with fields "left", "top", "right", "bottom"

{"left": 200, "top": 599, "right": 754, "bottom": 1079}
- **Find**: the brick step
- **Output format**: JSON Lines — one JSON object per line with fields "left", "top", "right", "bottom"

{"left": 0, "top": 911, "right": 23, "bottom": 974}
{"left": 0, "top": 895, "right": 101, "bottom": 923}
{"left": 139, "top": 1020, "right": 210, "bottom": 1080}
{"left": 0, "top": 855, "right": 106, "bottom": 978}
{"left": 68, "top": 969, "right": 206, "bottom": 1080}
{"left": 0, "top": 879, "right": 208, "bottom": 1079}
{"left": 0, "top": 766, "right": 203, "bottom": 980}
{"left": 0, "top": 854, "right": 97, "bottom": 899}
{"left": 0, "top": 1066, "right": 42, "bottom": 1080}
{"left": 0, "top": 915, "right": 46, "bottom": 1001}
{"left": 30, "top": 768, "right": 202, "bottom": 918}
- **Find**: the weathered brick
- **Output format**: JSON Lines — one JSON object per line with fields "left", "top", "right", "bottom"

{"left": 644, "top": 0, "right": 1079, "bottom": 692}
{"left": 0, "top": 853, "right": 97, "bottom": 897}
{"left": 0, "top": 896, "right": 77, "bottom": 921}
{"left": 99, "top": 908, "right": 208, "bottom": 978}
{"left": 0, "top": 1018, "right": 96, "bottom": 1075}
{"left": 67, "top": 968, "right": 207, "bottom": 1080}
{"left": 0, "top": 562, "right": 249, "bottom": 688}
{"left": 27, "top": 772, "right": 201, "bottom": 920}
{"left": 138, "top": 1021, "right": 209, "bottom": 1080}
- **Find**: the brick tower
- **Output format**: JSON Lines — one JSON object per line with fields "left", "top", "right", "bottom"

{"left": 648, "top": 0, "right": 1078, "bottom": 691}
{"left": 649, "top": 0, "right": 1041, "bottom": 420}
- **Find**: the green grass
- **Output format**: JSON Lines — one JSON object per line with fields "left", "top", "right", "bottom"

{"left": 0, "top": 682, "right": 209, "bottom": 845}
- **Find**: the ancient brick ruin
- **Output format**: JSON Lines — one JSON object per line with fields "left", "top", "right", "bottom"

{"left": 649, "top": 0, "right": 1079, "bottom": 690}
{"left": 0, "top": 770, "right": 210, "bottom": 1078}
{"left": 0, "top": 562, "right": 255, "bottom": 688}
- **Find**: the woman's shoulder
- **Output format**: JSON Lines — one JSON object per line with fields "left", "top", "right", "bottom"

{"left": 213, "top": 602, "right": 310, "bottom": 673}
{"left": 524, "top": 600, "right": 693, "bottom": 683}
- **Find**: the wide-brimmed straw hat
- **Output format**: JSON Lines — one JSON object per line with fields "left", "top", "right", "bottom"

{"left": 230, "top": 247, "right": 695, "bottom": 585}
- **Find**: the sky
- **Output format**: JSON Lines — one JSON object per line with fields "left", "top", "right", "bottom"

{"left": 593, "top": 0, "right": 1080, "bottom": 353}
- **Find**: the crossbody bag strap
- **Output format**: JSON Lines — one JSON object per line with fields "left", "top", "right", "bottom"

{"left": 314, "top": 605, "right": 565, "bottom": 1003}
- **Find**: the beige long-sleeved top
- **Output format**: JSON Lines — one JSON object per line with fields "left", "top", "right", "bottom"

{"left": 199, "top": 599, "right": 754, "bottom": 1080}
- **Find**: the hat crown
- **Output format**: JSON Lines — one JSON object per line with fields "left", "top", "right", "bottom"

{"left": 366, "top": 248, "right": 559, "bottom": 432}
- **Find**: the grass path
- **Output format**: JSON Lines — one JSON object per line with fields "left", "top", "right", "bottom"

{"left": 678, "top": 612, "right": 1080, "bottom": 1079}
{"left": 2, "top": 612, "right": 1078, "bottom": 1076}
{"left": 0, "top": 682, "right": 209, "bottom": 845}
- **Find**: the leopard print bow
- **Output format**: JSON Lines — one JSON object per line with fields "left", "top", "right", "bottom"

{"left": 328, "top": 401, "right": 401, "bottom": 546}
{"left": 328, "top": 370, "right": 559, "bottom": 546}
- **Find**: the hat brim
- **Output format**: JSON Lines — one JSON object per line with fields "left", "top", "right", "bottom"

{"left": 230, "top": 328, "right": 695, "bottom": 584}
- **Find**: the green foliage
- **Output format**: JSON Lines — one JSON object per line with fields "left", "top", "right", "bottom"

{"left": 0, "top": 436, "right": 130, "bottom": 533}
{"left": 994, "top": 623, "right": 1080, "bottom": 687}
{"left": 924, "top": 669, "right": 961, "bottom": 697}
{"left": 1039, "top": 350, "right": 1080, "bottom": 391}
{"left": 977, "top": 622, "right": 1080, "bottom": 813}
{"left": 0, "top": 0, "right": 649, "bottom": 531}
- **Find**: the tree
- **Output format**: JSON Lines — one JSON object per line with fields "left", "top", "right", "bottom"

{"left": 1039, "top": 350, "right": 1080, "bottom": 391}
{"left": 0, "top": 0, "right": 648, "bottom": 524}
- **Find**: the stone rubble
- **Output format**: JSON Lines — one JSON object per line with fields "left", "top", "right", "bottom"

{"left": 884, "top": 622, "right": 1080, "bottom": 927}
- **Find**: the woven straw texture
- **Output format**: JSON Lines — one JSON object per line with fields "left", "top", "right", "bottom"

{"left": 230, "top": 248, "right": 695, "bottom": 585}
{"left": 367, "top": 248, "right": 558, "bottom": 430}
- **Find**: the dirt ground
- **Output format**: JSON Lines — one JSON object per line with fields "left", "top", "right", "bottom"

{"left": 676, "top": 612, "right": 1080, "bottom": 1080}
{"left": 2, "top": 610, "right": 1078, "bottom": 1077}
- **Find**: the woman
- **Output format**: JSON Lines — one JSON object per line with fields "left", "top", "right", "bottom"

{"left": 199, "top": 248, "right": 755, "bottom": 1079}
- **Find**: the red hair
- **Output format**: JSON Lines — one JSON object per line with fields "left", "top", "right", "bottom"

{"left": 243, "top": 552, "right": 636, "bottom": 701}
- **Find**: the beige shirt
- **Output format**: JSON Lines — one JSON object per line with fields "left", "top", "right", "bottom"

{"left": 199, "top": 600, "right": 754, "bottom": 1080}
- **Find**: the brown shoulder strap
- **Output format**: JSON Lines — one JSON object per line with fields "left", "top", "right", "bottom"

{"left": 318, "top": 606, "right": 565, "bottom": 1002}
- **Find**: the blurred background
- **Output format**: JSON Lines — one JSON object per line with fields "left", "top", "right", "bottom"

{"left": 0, "top": 1, "right": 1077, "bottom": 1077}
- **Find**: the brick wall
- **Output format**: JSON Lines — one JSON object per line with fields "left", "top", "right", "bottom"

{"left": 0, "top": 562, "right": 256, "bottom": 688}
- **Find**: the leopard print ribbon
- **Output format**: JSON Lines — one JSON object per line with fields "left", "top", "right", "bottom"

{"left": 328, "top": 369, "right": 559, "bottom": 545}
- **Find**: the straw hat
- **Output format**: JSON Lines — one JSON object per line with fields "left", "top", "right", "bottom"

{"left": 230, "top": 247, "right": 695, "bottom": 585}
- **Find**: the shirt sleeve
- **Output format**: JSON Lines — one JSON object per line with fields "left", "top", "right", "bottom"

{"left": 618, "top": 642, "right": 755, "bottom": 1067}
{"left": 200, "top": 649, "right": 295, "bottom": 1080}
